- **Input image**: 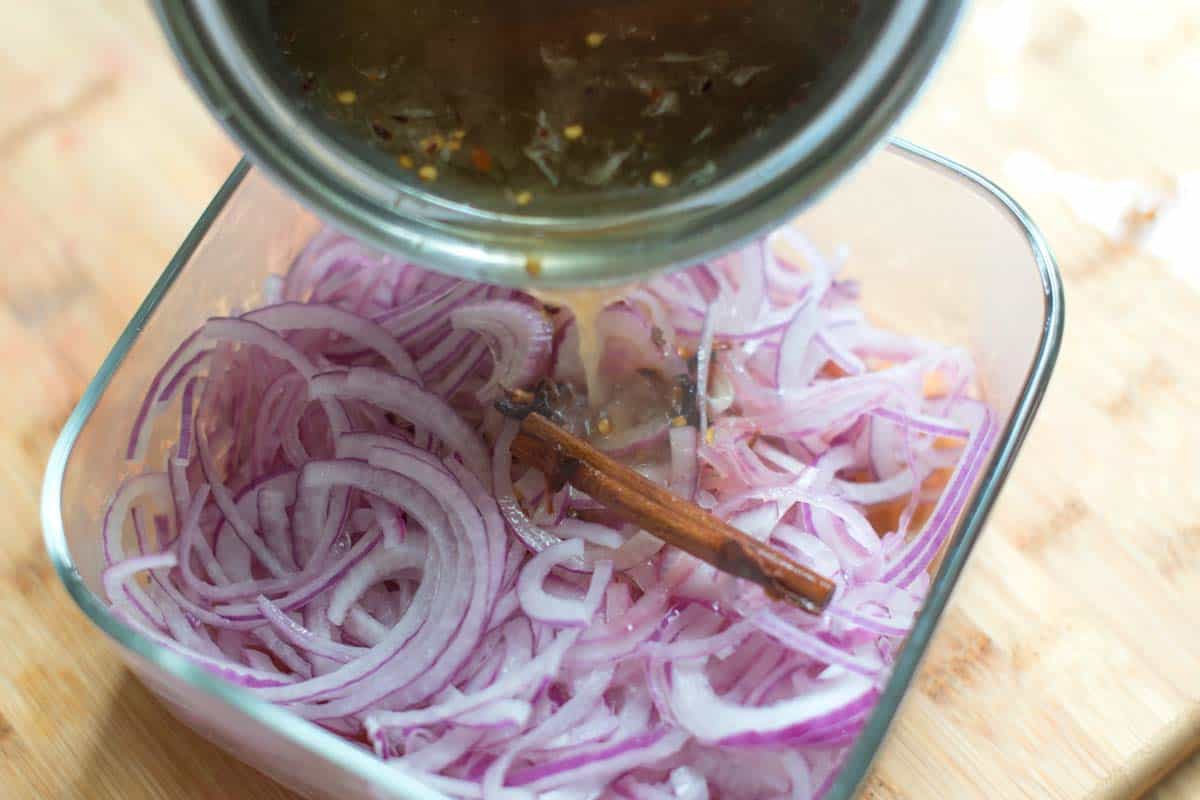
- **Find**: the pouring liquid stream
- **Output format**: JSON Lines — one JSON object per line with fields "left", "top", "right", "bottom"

{"left": 530, "top": 286, "right": 627, "bottom": 407}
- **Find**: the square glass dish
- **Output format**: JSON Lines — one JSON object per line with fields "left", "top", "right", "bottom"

{"left": 42, "top": 140, "right": 1063, "bottom": 800}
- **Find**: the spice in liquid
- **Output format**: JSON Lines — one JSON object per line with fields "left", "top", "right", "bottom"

{"left": 270, "top": 0, "right": 861, "bottom": 201}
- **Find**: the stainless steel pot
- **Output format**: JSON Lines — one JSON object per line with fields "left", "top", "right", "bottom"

{"left": 154, "top": 0, "right": 964, "bottom": 286}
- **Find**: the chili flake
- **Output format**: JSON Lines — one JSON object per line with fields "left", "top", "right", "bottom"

{"left": 420, "top": 134, "right": 445, "bottom": 155}
{"left": 370, "top": 121, "right": 393, "bottom": 141}
{"left": 471, "top": 146, "right": 494, "bottom": 173}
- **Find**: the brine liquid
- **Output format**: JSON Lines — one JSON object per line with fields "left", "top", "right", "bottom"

{"left": 532, "top": 286, "right": 628, "bottom": 405}
{"left": 270, "top": 0, "right": 860, "bottom": 200}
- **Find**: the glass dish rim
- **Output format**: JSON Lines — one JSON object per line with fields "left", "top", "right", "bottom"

{"left": 40, "top": 138, "right": 1064, "bottom": 800}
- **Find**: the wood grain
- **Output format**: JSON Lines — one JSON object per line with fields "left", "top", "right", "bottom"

{"left": 0, "top": 1, "right": 1197, "bottom": 798}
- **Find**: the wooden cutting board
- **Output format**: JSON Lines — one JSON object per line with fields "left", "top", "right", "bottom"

{"left": 0, "top": 1, "right": 1196, "bottom": 798}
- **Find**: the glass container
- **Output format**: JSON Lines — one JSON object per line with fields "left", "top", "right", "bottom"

{"left": 42, "top": 140, "right": 1063, "bottom": 800}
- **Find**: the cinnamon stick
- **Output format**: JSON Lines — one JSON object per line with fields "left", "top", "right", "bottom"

{"left": 509, "top": 412, "right": 835, "bottom": 613}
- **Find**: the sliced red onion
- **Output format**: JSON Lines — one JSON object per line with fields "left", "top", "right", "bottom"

{"left": 510, "top": 728, "right": 690, "bottom": 791}
{"left": 101, "top": 227, "right": 988, "bottom": 800}
{"left": 103, "top": 552, "right": 171, "bottom": 631}
{"left": 102, "top": 472, "right": 171, "bottom": 566}
{"left": 553, "top": 518, "right": 625, "bottom": 550}
{"left": 749, "top": 611, "right": 884, "bottom": 678}
{"left": 256, "top": 595, "right": 362, "bottom": 662}
{"left": 668, "top": 662, "right": 876, "bottom": 747}
{"left": 105, "top": 554, "right": 298, "bottom": 688}
{"left": 668, "top": 426, "right": 700, "bottom": 502}
{"left": 695, "top": 305, "right": 716, "bottom": 436}
{"left": 493, "top": 421, "right": 582, "bottom": 564}
{"left": 310, "top": 367, "right": 490, "bottom": 482}
{"left": 450, "top": 299, "right": 553, "bottom": 401}
{"left": 609, "top": 531, "right": 666, "bottom": 571}
{"left": 326, "top": 537, "right": 427, "bottom": 625}
{"left": 366, "top": 564, "right": 610, "bottom": 736}
{"left": 517, "top": 540, "right": 606, "bottom": 627}
{"left": 243, "top": 302, "right": 420, "bottom": 383}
